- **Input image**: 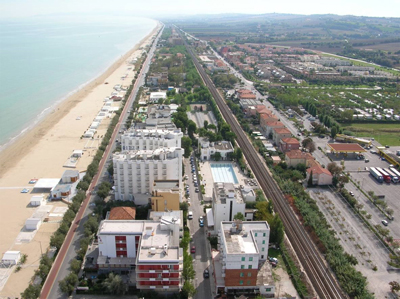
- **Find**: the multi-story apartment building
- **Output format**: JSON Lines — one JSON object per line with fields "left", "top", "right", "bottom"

{"left": 150, "top": 180, "right": 181, "bottom": 212}
{"left": 113, "top": 147, "right": 183, "bottom": 205}
{"left": 120, "top": 128, "right": 182, "bottom": 151}
{"left": 214, "top": 221, "right": 275, "bottom": 296}
{"left": 212, "top": 183, "right": 246, "bottom": 233}
{"left": 97, "top": 220, "right": 183, "bottom": 292}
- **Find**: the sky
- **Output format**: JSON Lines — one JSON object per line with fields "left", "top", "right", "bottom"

{"left": 0, "top": 0, "right": 399, "bottom": 19}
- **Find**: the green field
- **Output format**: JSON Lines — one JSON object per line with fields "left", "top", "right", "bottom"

{"left": 343, "top": 123, "right": 400, "bottom": 146}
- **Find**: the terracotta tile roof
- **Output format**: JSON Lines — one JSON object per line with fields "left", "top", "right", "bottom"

{"left": 274, "top": 128, "right": 291, "bottom": 134}
{"left": 265, "top": 121, "right": 284, "bottom": 127}
{"left": 307, "top": 163, "right": 332, "bottom": 176}
{"left": 109, "top": 207, "right": 136, "bottom": 220}
{"left": 260, "top": 113, "right": 278, "bottom": 120}
{"left": 285, "top": 150, "right": 313, "bottom": 160}
{"left": 281, "top": 138, "right": 300, "bottom": 145}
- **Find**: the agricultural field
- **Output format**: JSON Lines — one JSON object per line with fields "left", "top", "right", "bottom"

{"left": 342, "top": 123, "right": 400, "bottom": 146}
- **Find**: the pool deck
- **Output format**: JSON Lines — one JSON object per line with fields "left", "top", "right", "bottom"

{"left": 198, "top": 161, "right": 248, "bottom": 202}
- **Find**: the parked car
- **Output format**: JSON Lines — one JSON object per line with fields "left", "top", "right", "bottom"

{"left": 382, "top": 220, "right": 388, "bottom": 226}
{"left": 203, "top": 269, "right": 210, "bottom": 278}
{"left": 195, "top": 188, "right": 199, "bottom": 193}
{"left": 191, "top": 246, "right": 196, "bottom": 253}
{"left": 188, "top": 211, "right": 193, "bottom": 220}
{"left": 349, "top": 191, "right": 354, "bottom": 196}
{"left": 199, "top": 220, "right": 204, "bottom": 227}
{"left": 269, "top": 257, "right": 278, "bottom": 264}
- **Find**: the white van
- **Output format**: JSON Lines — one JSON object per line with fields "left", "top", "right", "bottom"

{"left": 188, "top": 211, "right": 193, "bottom": 220}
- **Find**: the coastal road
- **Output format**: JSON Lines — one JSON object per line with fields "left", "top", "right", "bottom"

{"left": 40, "top": 26, "right": 163, "bottom": 299}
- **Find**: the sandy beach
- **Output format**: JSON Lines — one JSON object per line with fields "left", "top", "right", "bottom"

{"left": 0, "top": 22, "right": 160, "bottom": 297}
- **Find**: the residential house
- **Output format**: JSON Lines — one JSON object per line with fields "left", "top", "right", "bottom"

{"left": 273, "top": 128, "right": 292, "bottom": 145}
{"left": 285, "top": 150, "right": 314, "bottom": 167}
{"left": 306, "top": 162, "right": 333, "bottom": 185}
{"left": 199, "top": 138, "right": 234, "bottom": 161}
{"left": 279, "top": 138, "right": 300, "bottom": 152}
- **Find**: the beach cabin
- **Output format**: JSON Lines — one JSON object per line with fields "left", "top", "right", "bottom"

{"left": 50, "top": 184, "right": 72, "bottom": 199}
{"left": 83, "top": 130, "right": 96, "bottom": 138}
{"left": 1, "top": 251, "right": 21, "bottom": 266}
{"left": 30, "top": 195, "right": 45, "bottom": 207}
{"left": 61, "top": 170, "right": 79, "bottom": 183}
{"left": 101, "top": 106, "right": 110, "bottom": 112}
{"left": 25, "top": 218, "right": 42, "bottom": 230}
{"left": 72, "top": 150, "right": 83, "bottom": 158}
{"left": 90, "top": 122, "right": 100, "bottom": 130}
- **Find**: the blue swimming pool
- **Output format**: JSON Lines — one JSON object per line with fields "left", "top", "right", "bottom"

{"left": 210, "top": 163, "right": 239, "bottom": 184}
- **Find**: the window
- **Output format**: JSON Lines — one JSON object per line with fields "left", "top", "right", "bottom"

{"left": 262, "top": 248, "right": 265, "bottom": 251}
{"left": 240, "top": 272, "right": 244, "bottom": 277}
{"left": 266, "top": 288, "right": 271, "bottom": 292}
{"left": 241, "top": 257, "right": 245, "bottom": 261}
{"left": 248, "top": 265, "right": 252, "bottom": 269}
{"left": 241, "top": 265, "right": 245, "bottom": 269}
{"left": 254, "top": 233, "right": 258, "bottom": 237}
{"left": 262, "top": 240, "right": 265, "bottom": 244}
{"left": 239, "top": 280, "right": 243, "bottom": 285}
{"left": 263, "top": 233, "right": 266, "bottom": 237}
{"left": 249, "top": 257, "right": 253, "bottom": 261}
{"left": 247, "top": 280, "right": 251, "bottom": 285}
{"left": 248, "top": 273, "right": 252, "bottom": 277}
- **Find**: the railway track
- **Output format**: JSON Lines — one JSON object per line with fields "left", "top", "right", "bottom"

{"left": 182, "top": 36, "right": 346, "bottom": 299}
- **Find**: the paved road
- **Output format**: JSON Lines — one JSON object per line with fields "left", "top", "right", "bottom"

{"left": 40, "top": 27, "right": 163, "bottom": 299}
{"left": 185, "top": 154, "right": 213, "bottom": 299}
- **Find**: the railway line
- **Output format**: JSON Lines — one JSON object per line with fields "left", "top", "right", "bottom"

{"left": 182, "top": 36, "right": 346, "bottom": 299}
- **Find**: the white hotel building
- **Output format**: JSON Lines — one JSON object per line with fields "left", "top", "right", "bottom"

{"left": 113, "top": 147, "right": 183, "bottom": 205}
{"left": 97, "top": 219, "right": 183, "bottom": 292}
{"left": 120, "top": 128, "right": 182, "bottom": 151}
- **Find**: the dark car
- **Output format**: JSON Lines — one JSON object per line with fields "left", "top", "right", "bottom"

{"left": 203, "top": 269, "right": 210, "bottom": 278}
{"left": 195, "top": 188, "right": 199, "bottom": 193}
{"left": 191, "top": 246, "right": 196, "bottom": 254}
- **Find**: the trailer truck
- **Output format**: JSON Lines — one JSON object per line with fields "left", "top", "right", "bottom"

{"left": 370, "top": 167, "right": 384, "bottom": 183}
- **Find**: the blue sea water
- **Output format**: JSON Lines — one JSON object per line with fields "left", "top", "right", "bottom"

{"left": 0, "top": 15, "right": 157, "bottom": 149}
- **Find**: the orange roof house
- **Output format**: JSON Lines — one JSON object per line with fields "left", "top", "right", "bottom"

{"left": 279, "top": 138, "right": 300, "bottom": 152}
{"left": 108, "top": 207, "right": 136, "bottom": 220}
{"left": 306, "top": 163, "right": 333, "bottom": 185}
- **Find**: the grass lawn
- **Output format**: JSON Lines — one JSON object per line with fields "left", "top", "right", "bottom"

{"left": 343, "top": 123, "right": 400, "bottom": 146}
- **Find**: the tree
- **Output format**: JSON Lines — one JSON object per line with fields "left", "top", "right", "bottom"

{"left": 203, "top": 120, "right": 208, "bottom": 129}
{"left": 302, "top": 137, "right": 316, "bottom": 153}
{"left": 107, "top": 162, "right": 114, "bottom": 176}
{"left": 181, "top": 136, "right": 193, "bottom": 158}
{"left": 308, "top": 170, "right": 314, "bottom": 187}
{"left": 213, "top": 152, "right": 222, "bottom": 161}
{"left": 50, "top": 232, "right": 66, "bottom": 249}
{"left": 234, "top": 212, "right": 245, "bottom": 221}
{"left": 70, "top": 259, "right": 82, "bottom": 274}
{"left": 21, "top": 284, "right": 42, "bottom": 299}
{"left": 331, "top": 126, "right": 338, "bottom": 139}
{"left": 389, "top": 281, "right": 400, "bottom": 293}
{"left": 270, "top": 214, "right": 284, "bottom": 245}
{"left": 327, "top": 162, "right": 342, "bottom": 177}
{"left": 181, "top": 280, "right": 196, "bottom": 298}
{"left": 103, "top": 273, "right": 126, "bottom": 295}
{"left": 59, "top": 273, "right": 78, "bottom": 295}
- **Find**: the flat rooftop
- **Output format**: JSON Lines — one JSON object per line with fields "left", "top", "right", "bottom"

{"left": 221, "top": 221, "right": 269, "bottom": 254}
{"left": 34, "top": 178, "right": 60, "bottom": 189}
{"left": 328, "top": 143, "right": 366, "bottom": 153}
{"left": 98, "top": 220, "right": 144, "bottom": 235}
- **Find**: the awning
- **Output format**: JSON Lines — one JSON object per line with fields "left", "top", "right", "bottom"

{"left": 206, "top": 208, "right": 214, "bottom": 227}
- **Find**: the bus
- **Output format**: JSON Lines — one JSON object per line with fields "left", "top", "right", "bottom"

{"left": 369, "top": 167, "right": 383, "bottom": 183}
{"left": 385, "top": 168, "right": 399, "bottom": 183}
{"left": 376, "top": 167, "right": 392, "bottom": 183}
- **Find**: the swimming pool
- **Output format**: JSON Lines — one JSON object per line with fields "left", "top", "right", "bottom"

{"left": 210, "top": 163, "right": 239, "bottom": 184}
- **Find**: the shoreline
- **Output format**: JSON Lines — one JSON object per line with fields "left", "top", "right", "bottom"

{"left": 0, "top": 22, "right": 159, "bottom": 179}
{"left": 0, "top": 22, "right": 160, "bottom": 297}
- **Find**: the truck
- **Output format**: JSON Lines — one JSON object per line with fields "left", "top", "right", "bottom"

{"left": 384, "top": 168, "right": 399, "bottom": 183}
{"left": 389, "top": 167, "right": 400, "bottom": 178}
{"left": 369, "top": 167, "right": 383, "bottom": 183}
{"left": 376, "top": 167, "right": 392, "bottom": 183}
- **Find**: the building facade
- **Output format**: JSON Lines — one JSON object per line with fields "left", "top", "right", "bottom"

{"left": 215, "top": 221, "right": 275, "bottom": 296}
{"left": 113, "top": 147, "right": 183, "bottom": 205}
{"left": 199, "top": 139, "right": 234, "bottom": 161}
{"left": 150, "top": 180, "right": 181, "bottom": 212}
{"left": 213, "top": 183, "right": 246, "bottom": 233}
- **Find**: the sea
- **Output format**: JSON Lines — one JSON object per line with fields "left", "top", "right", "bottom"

{"left": 0, "top": 15, "right": 157, "bottom": 150}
